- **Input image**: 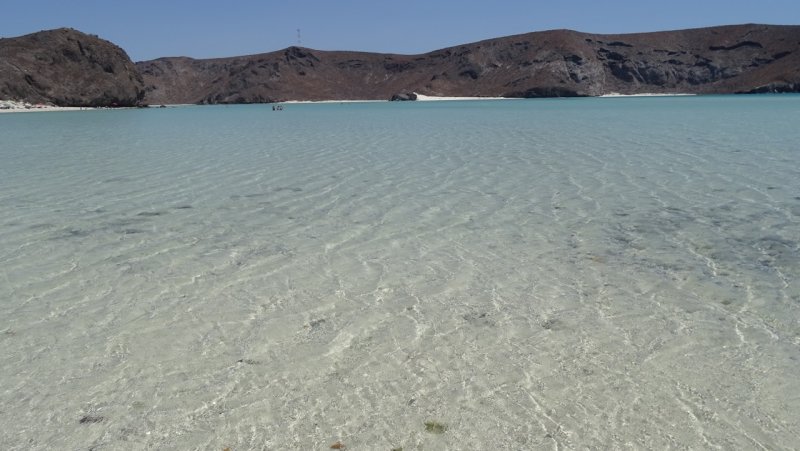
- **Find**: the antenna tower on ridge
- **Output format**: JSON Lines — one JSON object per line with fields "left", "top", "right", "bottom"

{"left": 297, "top": 29, "right": 301, "bottom": 46}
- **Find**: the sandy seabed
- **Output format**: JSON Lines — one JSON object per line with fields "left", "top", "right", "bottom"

{"left": 2, "top": 97, "right": 799, "bottom": 450}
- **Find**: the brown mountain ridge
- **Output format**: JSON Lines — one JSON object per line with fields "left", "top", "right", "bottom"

{"left": 137, "top": 23, "right": 800, "bottom": 104}
{"left": 1, "top": 25, "right": 798, "bottom": 107}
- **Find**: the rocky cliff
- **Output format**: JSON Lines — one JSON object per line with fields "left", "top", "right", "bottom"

{"left": 137, "top": 24, "right": 800, "bottom": 104}
{"left": 0, "top": 28, "right": 144, "bottom": 107}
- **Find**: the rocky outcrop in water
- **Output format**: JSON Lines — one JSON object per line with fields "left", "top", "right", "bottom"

{"left": 136, "top": 24, "right": 800, "bottom": 104}
{"left": 0, "top": 28, "right": 144, "bottom": 107}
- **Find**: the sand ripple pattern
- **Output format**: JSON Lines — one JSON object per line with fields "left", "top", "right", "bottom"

{"left": 1, "top": 97, "right": 799, "bottom": 449}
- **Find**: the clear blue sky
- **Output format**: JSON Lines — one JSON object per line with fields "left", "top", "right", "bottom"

{"left": 4, "top": 0, "right": 799, "bottom": 61}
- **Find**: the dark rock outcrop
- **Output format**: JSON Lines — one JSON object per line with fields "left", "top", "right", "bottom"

{"left": 136, "top": 24, "right": 800, "bottom": 104}
{"left": 0, "top": 28, "right": 144, "bottom": 106}
{"left": 504, "top": 86, "right": 585, "bottom": 98}
{"left": 390, "top": 92, "right": 417, "bottom": 101}
{"left": 737, "top": 82, "right": 800, "bottom": 94}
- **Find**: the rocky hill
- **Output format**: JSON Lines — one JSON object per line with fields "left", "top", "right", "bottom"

{"left": 2, "top": 25, "right": 798, "bottom": 106}
{"left": 137, "top": 24, "right": 800, "bottom": 104}
{"left": 0, "top": 28, "right": 144, "bottom": 107}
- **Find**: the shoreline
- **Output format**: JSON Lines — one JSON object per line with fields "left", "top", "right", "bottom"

{"left": 280, "top": 94, "right": 513, "bottom": 104}
{"left": 281, "top": 99, "right": 385, "bottom": 104}
{"left": 0, "top": 99, "right": 96, "bottom": 113}
{"left": 1, "top": 93, "right": 707, "bottom": 113}
{"left": 281, "top": 94, "right": 512, "bottom": 103}
{"left": 599, "top": 92, "right": 696, "bottom": 98}
{"left": 414, "top": 93, "right": 510, "bottom": 101}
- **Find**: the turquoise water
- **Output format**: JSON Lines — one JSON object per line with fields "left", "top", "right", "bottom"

{"left": 1, "top": 96, "right": 799, "bottom": 449}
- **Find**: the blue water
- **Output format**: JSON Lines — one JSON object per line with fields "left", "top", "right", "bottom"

{"left": 1, "top": 96, "right": 799, "bottom": 449}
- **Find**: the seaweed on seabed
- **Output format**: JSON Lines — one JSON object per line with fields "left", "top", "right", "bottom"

{"left": 424, "top": 420, "right": 447, "bottom": 434}
{"left": 79, "top": 415, "right": 104, "bottom": 424}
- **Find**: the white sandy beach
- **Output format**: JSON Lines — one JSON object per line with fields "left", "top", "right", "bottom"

{"left": 0, "top": 99, "right": 90, "bottom": 113}
{"left": 413, "top": 93, "right": 509, "bottom": 101}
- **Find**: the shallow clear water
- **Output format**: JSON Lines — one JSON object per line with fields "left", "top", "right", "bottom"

{"left": 1, "top": 96, "right": 799, "bottom": 450}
